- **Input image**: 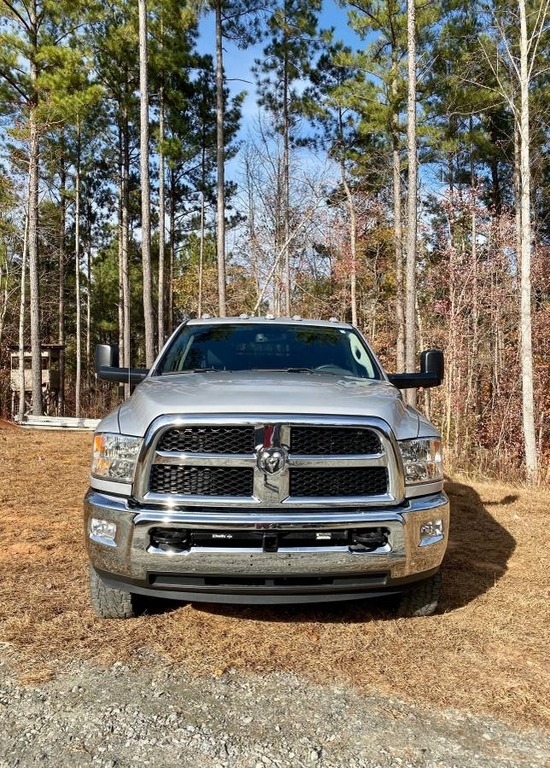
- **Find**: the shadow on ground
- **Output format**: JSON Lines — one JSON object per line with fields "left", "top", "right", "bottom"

{"left": 439, "top": 478, "right": 516, "bottom": 612}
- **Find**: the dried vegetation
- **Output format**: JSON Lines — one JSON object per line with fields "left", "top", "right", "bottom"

{"left": 0, "top": 422, "right": 548, "bottom": 729}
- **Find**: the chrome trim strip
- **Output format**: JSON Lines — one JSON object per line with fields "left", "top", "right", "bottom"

{"left": 147, "top": 544, "right": 393, "bottom": 556}
{"left": 282, "top": 492, "right": 395, "bottom": 507}
{"left": 143, "top": 492, "right": 261, "bottom": 507}
{"left": 86, "top": 491, "right": 129, "bottom": 513}
{"left": 152, "top": 452, "right": 386, "bottom": 468}
{"left": 140, "top": 491, "right": 396, "bottom": 508}
{"left": 132, "top": 509, "right": 406, "bottom": 528}
{"left": 153, "top": 452, "right": 255, "bottom": 466}
{"left": 130, "top": 493, "right": 448, "bottom": 528}
{"left": 289, "top": 454, "right": 386, "bottom": 467}
{"left": 85, "top": 489, "right": 448, "bottom": 526}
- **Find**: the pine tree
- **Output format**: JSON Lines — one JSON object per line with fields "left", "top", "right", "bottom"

{"left": 0, "top": 0, "right": 95, "bottom": 415}
{"left": 254, "top": 0, "right": 322, "bottom": 315}
{"left": 204, "top": 0, "right": 262, "bottom": 315}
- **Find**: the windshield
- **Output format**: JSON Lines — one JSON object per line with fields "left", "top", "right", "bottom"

{"left": 155, "top": 323, "right": 381, "bottom": 379}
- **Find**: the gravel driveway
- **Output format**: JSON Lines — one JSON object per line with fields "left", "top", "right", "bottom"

{"left": 1, "top": 657, "right": 548, "bottom": 768}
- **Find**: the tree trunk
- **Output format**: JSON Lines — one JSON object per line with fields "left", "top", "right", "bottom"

{"left": 168, "top": 170, "right": 176, "bottom": 334}
{"left": 393, "top": 143, "right": 405, "bottom": 371}
{"left": 340, "top": 159, "right": 357, "bottom": 326}
{"left": 199, "top": 192, "right": 205, "bottom": 317}
{"left": 158, "top": 85, "right": 166, "bottom": 347}
{"left": 215, "top": 1, "right": 227, "bottom": 316}
{"left": 404, "top": 0, "right": 417, "bottom": 405}
{"left": 18, "top": 206, "right": 29, "bottom": 419}
{"left": 0, "top": 255, "right": 8, "bottom": 350}
{"left": 518, "top": 0, "right": 538, "bottom": 482}
{"left": 119, "top": 114, "right": 131, "bottom": 399}
{"left": 28, "top": 100, "right": 43, "bottom": 415}
{"left": 86, "top": 235, "right": 92, "bottom": 393}
{"left": 392, "top": 71, "right": 405, "bottom": 371}
{"left": 283, "top": 46, "right": 291, "bottom": 316}
{"left": 58, "top": 160, "right": 66, "bottom": 416}
{"left": 74, "top": 126, "right": 82, "bottom": 418}
{"left": 139, "top": 0, "right": 155, "bottom": 364}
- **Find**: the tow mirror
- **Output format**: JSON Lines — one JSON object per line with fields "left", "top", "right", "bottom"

{"left": 95, "top": 344, "right": 119, "bottom": 370}
{"left": 94, "top": 344, "right": 148, "bottom": 385}
{"left": 420, "top": 348, "right": 444, "bottom": 385}
{"left": 387, "top": 348, "right": 444, "bottom": 389}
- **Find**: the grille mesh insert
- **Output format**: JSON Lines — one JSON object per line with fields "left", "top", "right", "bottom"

{"left": 158, "top": 426, "right": 255, "bottom": 454}
{"left": 290, "top": 467, "right": 388, "bottom": 497}
{"left": 150, "top": 466, "right": 254, "bottom": 496}
{"left": 290, "top": 427, "right": 381, "bottom": 455}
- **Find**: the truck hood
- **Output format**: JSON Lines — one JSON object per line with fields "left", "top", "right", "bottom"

{"left": 109, "top": 371, "right": 435, "bottom": 441}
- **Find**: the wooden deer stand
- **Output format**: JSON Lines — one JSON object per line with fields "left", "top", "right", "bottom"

{"left": 10, "top": 345, "right": 63, "bottom": 418}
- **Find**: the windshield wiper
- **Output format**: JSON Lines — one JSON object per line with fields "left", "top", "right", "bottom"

{"left": 250, "top": 367, "right": 314, "bottom": 373}
{"left": 189, "top": 367, "right": 237, "bottom": 374}
{"left": 160, "top": 367, "right": 228, "bottom": 375}
{"left": 285, "top": 367, "right": 315, "bottom": 373}
{"left": 258, "top": 367, "right": 347, "bottom": 375}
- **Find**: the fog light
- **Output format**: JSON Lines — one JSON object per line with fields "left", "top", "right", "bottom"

{"left": 419, "top": 519, "right": 444, "bottom": 547}
{"left": 150, "top": 528, "right": 189, "bottom": 553}
{"left": 90, "top": 518, "right": 117, "bottom": 546}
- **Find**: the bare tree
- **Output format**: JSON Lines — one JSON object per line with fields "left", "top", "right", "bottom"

{"left": 517, "top": 0, "right": 542, "bottom": 482}
{"left": 478, "top": 0, "right": 550, "bottom": 481}
{"left": 214, "top": 0, "right": 227, "bottom": 316}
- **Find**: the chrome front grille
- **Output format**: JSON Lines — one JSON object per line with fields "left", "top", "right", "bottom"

{"left": 136, "top": 415, "right": 401, "bottom": 508}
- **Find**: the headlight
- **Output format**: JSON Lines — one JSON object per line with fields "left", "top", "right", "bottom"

{"left": 91, "top": 433, "right": 142, "bottom": 483}
{"left": 399, "top": 438, "right": 442, "bottom": 484}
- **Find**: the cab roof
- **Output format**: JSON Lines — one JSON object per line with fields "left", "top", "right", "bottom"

{"left": 184, "top": 316, "right": 354, "bottom": 330}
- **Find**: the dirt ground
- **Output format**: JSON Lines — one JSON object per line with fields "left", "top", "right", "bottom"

{"left": 0, "top": 422, "right": 548, "bottom": 731}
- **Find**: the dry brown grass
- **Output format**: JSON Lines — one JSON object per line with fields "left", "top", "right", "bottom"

{"left": 0, "top": 423, "right": 548, "bottom": 729}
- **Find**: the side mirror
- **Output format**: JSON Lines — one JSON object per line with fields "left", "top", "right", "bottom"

{"left": 420, "top": 348, "right": 444, "bottom": 386}
{"left": 95, "top": 344, "right": 119, "bottom": 370}
{"left": 94, "top": 344, "right": 148, "bottom": 385}
{"left": 387, "top": 348, "right": 444, "bottom": 389}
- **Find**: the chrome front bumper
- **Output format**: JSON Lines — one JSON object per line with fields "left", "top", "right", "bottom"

{"left": 84, "top": 489, "right": 449, "bottom": 603}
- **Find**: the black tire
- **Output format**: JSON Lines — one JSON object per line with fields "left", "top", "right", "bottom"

{"left": 89, "top": 565, "right": 137, "bottom": 619}
{"left": 395, "top": 571, "right": 442, "bottom": 618}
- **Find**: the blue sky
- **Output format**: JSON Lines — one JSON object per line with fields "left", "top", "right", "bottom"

{"left": 197, "top": 0, "right": 362, "bottom": 129}
{"left": 320, "top": 0, "right": 360, "bottom": 43}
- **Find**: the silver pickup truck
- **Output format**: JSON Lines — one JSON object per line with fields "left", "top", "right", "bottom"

{"left": 85, "top": 317, "right": 449, "bottom": 618}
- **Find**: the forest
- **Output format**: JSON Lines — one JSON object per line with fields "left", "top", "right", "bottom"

{"left": 0, "top": 0, "right": 548, "bottom": 484}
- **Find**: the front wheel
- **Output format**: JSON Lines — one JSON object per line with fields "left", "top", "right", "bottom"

{"left": 395, "top": 572, "right": 442, "bottom": 618}
{"left": 89, "top": 566, "right": 137, "bottom": 619}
